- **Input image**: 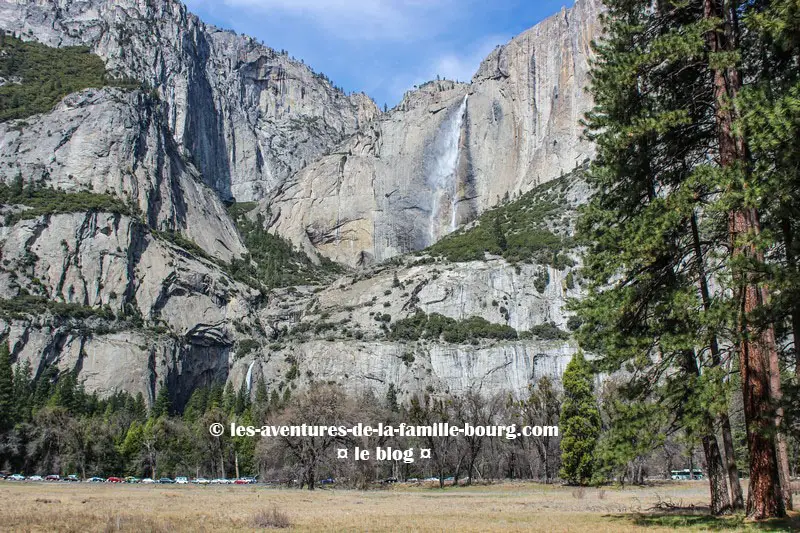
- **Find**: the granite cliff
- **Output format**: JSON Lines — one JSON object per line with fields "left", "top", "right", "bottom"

{"left": 0, "top": 0, "right": 599, "bottom": 408}
{"left": 0, "top": 0, "right": 379, "bottom": 201}
{"left": 268, "top": 0, "right": 601, "bottom": 267}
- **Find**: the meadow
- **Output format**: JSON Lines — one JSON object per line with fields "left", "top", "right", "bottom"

{"left": 0, "top": 480, "right": 798, "bottom": 532}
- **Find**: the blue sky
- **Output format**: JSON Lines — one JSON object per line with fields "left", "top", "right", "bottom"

{"left": 183, "top": 0, "right": 574, "bottom": 108}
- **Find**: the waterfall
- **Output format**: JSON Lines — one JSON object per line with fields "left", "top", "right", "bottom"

{"left": 245, "top": 360, "right": 255, "bottom": 393}
{"left": 427, "top": 94, "right": 468, "bottom": 244}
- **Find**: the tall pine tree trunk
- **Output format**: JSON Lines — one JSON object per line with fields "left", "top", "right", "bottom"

{"left": 704, "top": 0, "right": 786, "bottom": 517}
{"left": 690, "top": 212, "right": 744, "bottom": 510}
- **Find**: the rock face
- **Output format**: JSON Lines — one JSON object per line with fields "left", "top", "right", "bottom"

{"left": 0, "top": 0, "right": 601, "bottom": 407}
{"left": 268, "top": 0, "right": 601, "bottom": 267}
{"left": 0, "top": 0, "right": 379, "bottom": 201}
{"left": 0, "top": 209, "right": 261, "bottom": 406}
{"left": 0, "top": 88, "right": 245, "bottom": 261}
{"left": 227, "top": 251, "right": 583, "bottom": 402}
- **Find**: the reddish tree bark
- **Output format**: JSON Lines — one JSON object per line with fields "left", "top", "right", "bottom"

{"left": 703, "top": 0, "right": 788, "bottom": 519}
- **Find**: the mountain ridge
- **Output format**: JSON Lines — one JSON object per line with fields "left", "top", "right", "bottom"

{"left": 0, "top": 0, "right": 597, "bottom": 408}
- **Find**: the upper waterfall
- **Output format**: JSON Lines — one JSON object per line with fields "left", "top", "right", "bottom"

{"left": 427, "top": 94, "right": 469, "bottom": 245}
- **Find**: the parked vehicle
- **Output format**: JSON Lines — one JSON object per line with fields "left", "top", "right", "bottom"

{"left": 125, "top": 477, "right": 140, "bottom": 484}
{"left": 65, "top": 475, "right": 80, "bottom": 482}
{"left": 141, "top": 478, "right": 155, "bottom": 484}
{"left": 175, "top": 477, "right": 189, "bottom": 484}
{"left": 28, "top": 475, "right": 43, "bottom": 482}
{"left": 670, "top": 469, "right": 704, "bottom": 480}
{"left": 87, "top": 477, "right": 105, "bottom": 483}
{"left": 242, "top": 477, "right": 257, "bottom": 484}
{"left": 320, "top": 478, "right": 336, "bottom": 485}
{"left": 0, "top": 471, "right": 10, "bottom": 479}
{"left": 158, "top": 477, "right": 175, "bottom": 484}
{"left": 106, "top": 477, "right": 124, "bottom": 483}
{"left": 8, "top": 474, "right": 25, "bottom": 481}
{"left": 193, "top": 478, "right": 210, "bottom": 485}
{"left": 45, "top": 475, "right": 60, "bottom": 482}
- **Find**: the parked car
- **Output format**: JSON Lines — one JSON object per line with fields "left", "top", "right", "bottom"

{"left": 158, "top": 477, "right": 175, "bottom": 484}
{"left": 8, "top": 474, "right": 25, "bottom": 481}
{"left": 242, "top": 477, "right": 257, "bottom": 484}
{"left": 0, "top": 471, "right": 10, "bottom": 479}
{"left": 125, "top": 477, "right": 140, "bottom": 484}
{"left": 106, "top": 477, "right": 124, "bottom": 483}
{"left": 175, "top": 477, "right": 189, "bottom": 484}
{"left": 320, "top": 478, "right": 336, "bottom": 485}
{"left": 141, "top": 478, "right": 155, "bottom": 484}
{"left": 28, "top": 475, "right": 43, "bottom": 482}
{"left": 87, "top": 477, "right": 105, "bottom": 483}
{"left": 193, "top": 478, "right": 210, "bottom": 485}
{"left": 65, "top": 475, "right": 80, "bottom": 482}
{"left": 45, "top": 475, "right": 60, "bottom": 482}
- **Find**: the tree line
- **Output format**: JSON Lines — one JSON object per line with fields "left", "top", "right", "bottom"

{"left": 1, "top": 341, "right": 738, "bottom": 492}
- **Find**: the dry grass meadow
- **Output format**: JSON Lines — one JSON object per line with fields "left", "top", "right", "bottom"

{"left": 0, "top": 480, "right": 798, "bottom": 532}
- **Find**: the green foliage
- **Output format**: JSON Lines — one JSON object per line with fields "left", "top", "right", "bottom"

{"left": 424, "top": 172, "right": 579, "bottom": 266}
{"left": 235, "top": 339, "right": 260, "bottom": 360}
{"left": 153, "top": 229, "right": 213, "bottom": 263}
{"left": 0, "top": 34, "right": 139, "bottom": 122}
{"left": 226, "top": 204, "right": 343, "bottom": 290}
{"left": 388, "top": 311, "right": 518, "bottom": 343}
{"left": 521, "top": 322, "right": 570, "bottom": 341}
{"left": 0, "top": 182, "right": 132, "bottom": 224}
{"left": 385, "top": 383, "right": 399, "bottom": 412}
{"left": 592, "top": 395, "right": 667, "bottom": 485}
{"left": 0, "top": 342, "right": 13, "bottom": 430}
{"left": 533, "top": 269, "right": 550, "bottom": 293}
{"left": 0, "top": 293, "right": 115, "bottom": 321}
{"left": 559, "top": 351, "right": 600, "bottom": 485}
{"left": 152, "top": 384, "right": 172, "bottom": 419}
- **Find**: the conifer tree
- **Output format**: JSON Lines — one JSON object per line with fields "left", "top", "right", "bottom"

{"left": 574, "top": 0, "right": 754, "bottom": 514}
{"left": 152, "top": 383, "right": 171, "bottom": 419}
{"left": 0, "top": 342, "right": 14, "bottom": 430}
{"left": 559, "top": 351, "right": 600, "bottom": 485}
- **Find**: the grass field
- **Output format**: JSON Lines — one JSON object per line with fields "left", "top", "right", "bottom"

{"left": 0, "top": 480, "right": 797, "bottom": 532}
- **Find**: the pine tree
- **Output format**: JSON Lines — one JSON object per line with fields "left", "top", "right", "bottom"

{"left": 12, "top": 360, "right": 32, "bottom": 423}
{"left": 574, "top": 0, "right": 755, "bottom": 514}
{"left": 235, "top": 380, "right": 250, "bottom": 416}
{"left": 254, "top": 377, "right": 269, "bottom": 405}
{"left": 559, "top": 351, "right": 600, "bottom": 485}
{"left": 222, "top": 382, "right": 236, "bottom": 414}
{"left": 737, "top": 0, "right": 800, "bottom": 513}
{"left": 0, "top": 343, "right": 14, "bottom": 430}
{"left": 152, "top": 383, "right": 171, "bottom": 418}
{"left": 385, "top": 383, "right": 399, "bottom": 412}
{"left": 701, "top": 0, "right": 790, "bottom": 516}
